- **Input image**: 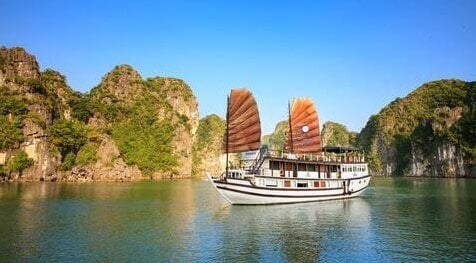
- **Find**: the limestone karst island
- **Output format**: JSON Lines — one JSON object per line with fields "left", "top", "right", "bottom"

{"left": 1, "top": 0, "right": 475, "bottom": 262}
{"left": 1, "top": 47, "right": 473, "bottom": 182}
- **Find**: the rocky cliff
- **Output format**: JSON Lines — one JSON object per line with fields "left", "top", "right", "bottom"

{"left": 321, "top": 121, "right": 357, "bottom": 147}
{"left": 0, "top": 46, "right": 199, "bottom": 181}
{"left": 0, "top": 47, "right": 60, "bottom": 181}
{"left": 191, "top": 114, "right": 225, "bottom": 177}
{"left": 262, "top": 120, "right": 288, "bottom": 153}
{"left": 87, "top": 65, "right": 199, "bottom": 180}
{"left": 357, "top": 79, "right": 475, "bottom": 177}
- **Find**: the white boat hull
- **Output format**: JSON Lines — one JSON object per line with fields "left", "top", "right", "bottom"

{"left": 209, "top": 176, "right": 370, "bottom": 205}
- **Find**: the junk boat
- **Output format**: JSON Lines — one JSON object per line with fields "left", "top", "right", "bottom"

{"left": 209, "top": 89, "right": 371, "bottom": 205}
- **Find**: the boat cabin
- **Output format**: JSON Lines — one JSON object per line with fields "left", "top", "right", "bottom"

{"left": 257, "top": 154, "right": 367, "bottom": 180}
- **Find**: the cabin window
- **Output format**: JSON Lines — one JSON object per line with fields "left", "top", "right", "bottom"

{"left": 297, "top": 182, "right": 308, "bottom": 188}
{"left": 285, "top": 163, "right": 293, "bottom": 171}
{"left": 269, "top": 161, "right": 280, "bottom": 170}
{"left": 320, "top": 181, "right": 326, "bottom": 188}
{"left": 284, "top": 180, "right": 291, "bottom": 187}
{"left": 266, "top": 179, "right": 278, "bottom": 187}
{"left": 330, "top": 166, "right": 338, "bottom": 173}
{"left": 313, "top": 181, "right": 320, "bottom": 187}
{"left": 298, "top": 163, "right": 306, "bottom": 171}
{"left": 307, "top": 164, "right": 316, "bottom": 171}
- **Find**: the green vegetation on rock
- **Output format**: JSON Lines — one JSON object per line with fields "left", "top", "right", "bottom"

{"left": 0, "top": 89, "right": 27, "bottom": 150}
{"left": 47, "top": 119, "right": 87, "bottom": 161}
{"left": 69, "top": 93, "right": 92, "bottom": 123}
{"left": 88, "top": 65, "right": 198, "bottom": 177}
{"left": 113, "top": 118, "right": 177, "bottom": 175}
{"left": 60, "top": 152, "right": 76, "bottom": 171}
{"left": 357, "top": 79, "right": 475, "bottom": 177}
{"left": 262, "top": 120, "right": 288, "bottom": 153}
{"left": 76, "top": 142, "right": 99, "bottom": 165}
{"left": 321, "top": 121, "right": 357, "bottom": 147}
{"left": 8, "top": 150, "right": 34, "bottom": 176}
{"left": 192, "top": 114, "right": 225, "bottom": 176}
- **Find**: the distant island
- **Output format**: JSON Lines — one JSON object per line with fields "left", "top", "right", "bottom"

{"left": 0, "top": 46, "right": 474, "bottom": 181}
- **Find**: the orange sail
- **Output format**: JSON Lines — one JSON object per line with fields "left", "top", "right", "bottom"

{"left": 285, "top": 98, "right": 322, "bottom": 153}
{"left": 223, "top": 89, "right": 261, "bottom": 153}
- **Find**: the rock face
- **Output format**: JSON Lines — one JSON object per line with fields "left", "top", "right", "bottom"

{"left": 59, "top": 136, "right": 142, "bottom": 182}
{"left": 88, "top": 66, "right": 199, "bottom": 179}
{"left": 0, "top": 46, "right": 199, "bottom": 181}
{"left": 192, "top": 114, "right": 225, "bottom": 177}
{"left": 0, "top": 47, "right": 60, "bottom": 180}
{"left": 357, "top": 79, "right": 475, "bottom": 177}
{"left": 262, "top": 120, "right": 288, "bottom": 153}
{"left": 321, "top": 121, "right": 357, "bottom": 147}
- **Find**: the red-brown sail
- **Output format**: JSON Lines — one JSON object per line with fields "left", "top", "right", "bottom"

{"left": 285, "top": 98, "right": 322, "bottom": 153}
{"left": 223, "top": 89, "right": 261, "bottom": 153}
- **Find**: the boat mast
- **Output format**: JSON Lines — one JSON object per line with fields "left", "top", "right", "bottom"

{"left": 225, "top": 95, "right": 230, "bottom": 178}
{"left": 288, "top": 100, "right": 293, "bottom": 153}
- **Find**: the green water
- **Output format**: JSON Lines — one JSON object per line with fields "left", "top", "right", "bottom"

{"left": 0, "top": 178, "right": 475, "bottom": 262}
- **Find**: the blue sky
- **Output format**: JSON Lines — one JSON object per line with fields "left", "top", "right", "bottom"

{"left": 1, "top": 0, "right": 475, "bottom": 134}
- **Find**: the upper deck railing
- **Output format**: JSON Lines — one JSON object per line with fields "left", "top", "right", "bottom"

{"left": 264, "top": 150, "right": 366, "bottom": 163}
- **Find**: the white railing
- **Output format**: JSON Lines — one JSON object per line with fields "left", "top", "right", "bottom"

{"left": 265, "top": 150, "right": 366, "bottom": 163}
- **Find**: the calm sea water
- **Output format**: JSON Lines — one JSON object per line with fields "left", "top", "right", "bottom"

{"left": 0, "top": 178, "right": 475, "bottom": 262}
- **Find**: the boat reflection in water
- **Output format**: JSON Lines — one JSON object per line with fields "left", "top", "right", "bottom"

{"left": 212, "top": 197, "right": 371, "bottom": 262}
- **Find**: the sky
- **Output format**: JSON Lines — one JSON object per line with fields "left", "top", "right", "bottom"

{"left": 1, "top": 0, "right": 475, "bottom": 134}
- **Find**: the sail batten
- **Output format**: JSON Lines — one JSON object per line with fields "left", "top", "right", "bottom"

{"left": 223, "top": 89, "right": 261, "bottom": 153}
{"left": 285, "top": 98, "right": 322, "bottom": 153}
